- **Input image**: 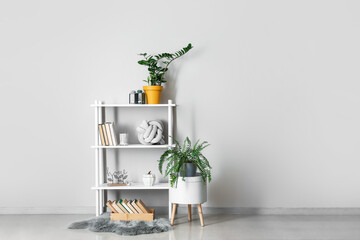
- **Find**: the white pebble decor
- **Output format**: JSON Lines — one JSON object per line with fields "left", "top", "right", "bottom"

{"left": 136, "top": 120, "right": 166, "bottom": 145}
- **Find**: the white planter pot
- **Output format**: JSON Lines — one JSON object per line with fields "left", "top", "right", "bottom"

{"left": 143, "top": 174, "right": 156, "bottom": 186}
{"left": 170, "top": 175, "right": 207, "bottom": 204}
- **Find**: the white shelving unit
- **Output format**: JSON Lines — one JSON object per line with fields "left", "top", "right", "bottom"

{"left": 91, "top": 99, "right": 175, "bottom": 218}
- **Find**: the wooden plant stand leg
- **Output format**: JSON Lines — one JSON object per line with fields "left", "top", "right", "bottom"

{"left": 171, "top": 204, "right": 177, "bottom": 226}
{"left": 188, "top": 204, "right": 192, "bottom": 222}
{"left": 197, "top": 204, "right": 204, "bottom": 227}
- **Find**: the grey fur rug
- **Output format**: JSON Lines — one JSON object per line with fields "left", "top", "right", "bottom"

{"left": 68, "top": 213, "right": 172, "bottom": 236}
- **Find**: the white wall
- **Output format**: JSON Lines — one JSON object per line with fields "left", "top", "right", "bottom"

{"left": 1, "top": 0, "right": 360, "bottom": 213}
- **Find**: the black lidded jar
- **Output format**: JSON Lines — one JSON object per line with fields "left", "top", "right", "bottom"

{"left": 137, "top": 90, "right": 145, "bottom": 104}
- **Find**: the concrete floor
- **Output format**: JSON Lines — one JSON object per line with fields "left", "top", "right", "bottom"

{"left": 0, "top": 214, "right": 360, "bottom": 240}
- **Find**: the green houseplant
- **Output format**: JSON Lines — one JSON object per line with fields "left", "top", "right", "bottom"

{"left": 158, "top": 137, "right": 212, "bottom": 187}
{"left": 138, "top": 43, "right": 193, "bottom": 104}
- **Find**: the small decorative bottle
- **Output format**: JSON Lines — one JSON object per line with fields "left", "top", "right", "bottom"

{"left": 129, "top": 90, "right": 137, "bottom": 104}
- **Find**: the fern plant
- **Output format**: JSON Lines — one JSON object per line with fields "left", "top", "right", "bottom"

{"left": 158, "top": 137, "right": 211, "bottom": 187}
{"left": 138, "top": 43, "right": 193, "bottom": 86}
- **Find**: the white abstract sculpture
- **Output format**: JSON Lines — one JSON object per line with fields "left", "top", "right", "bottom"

{"left": 136, "top": 120, "right": 165, "bottom": 145}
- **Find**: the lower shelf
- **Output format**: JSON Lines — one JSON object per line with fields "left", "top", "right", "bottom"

{"left": 92, "top": 182, "right": 169, "bottom": 190}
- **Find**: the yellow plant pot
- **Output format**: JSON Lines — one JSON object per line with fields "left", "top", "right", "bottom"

{"left": 143, "top": 86, "right": 163, "bottom": 104}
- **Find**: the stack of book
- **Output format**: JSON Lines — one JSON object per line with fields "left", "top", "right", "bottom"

{"left": 107, "top": 198, "right": 150, "bottom": 214}
{"left": 107, "top": 199, "right": 154, "bottom": 221}
{"left": 98, "top": 122, "right": 118, "bottom": 146}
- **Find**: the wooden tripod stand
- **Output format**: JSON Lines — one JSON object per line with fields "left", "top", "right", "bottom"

{"left": 170, "top": 203, "right": 204, "bottom": 227}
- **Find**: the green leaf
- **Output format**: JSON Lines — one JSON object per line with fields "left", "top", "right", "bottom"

{"left": 138, "top": 43, "right": 193, "bottom": 86}
{"left": 158, "top": 136, "right": 211, "bottom": 188}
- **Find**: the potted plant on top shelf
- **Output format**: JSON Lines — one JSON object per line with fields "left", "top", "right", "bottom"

{"left": 158, "top": 137, "right": 212, "bottom": 187}
{"left": 138, "top": 43, "right": 193, "bottom": 104}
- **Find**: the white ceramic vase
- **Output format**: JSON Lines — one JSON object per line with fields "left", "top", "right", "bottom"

{"left": 143, "top": 173, "right": 156, "bottom": 186}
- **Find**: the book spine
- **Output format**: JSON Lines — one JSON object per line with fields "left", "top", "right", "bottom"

{"left": 132, "top": 200, "right": 143, "bottom": 213}
{"left": 137, "top": 199, "right": 150, "bottom": 213}
{"left": 110, "top": 122, "right": 118, "bottom": 146}
{"left": 121, "top": 200, "right": 133, "bottom": 213}
{"left": 106, "top": 201, "right": 118, "bottom": 213}
{"left": 98, "top": 124, "right": 105, "bottom": 146}
{"left": 102, "top": 124, "right": 109, "bottom": 146}
{"left": 105, "top": 123, "right": 113, "bottom": 146}
{"left": 127, "top": 202, "right": 138, "bottom": 213}
{"left": 116, "top": 201, "right": 128, "bottom": 213}
{"left": 112, "top": 202, "right": 124, "bottom": 213}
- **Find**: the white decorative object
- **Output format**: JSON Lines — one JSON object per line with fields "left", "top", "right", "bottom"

{"left": 143, "top": 171, "right": 156, "bottom": 186}
{"left": 169, "top": 175, "right": 207, "bottom": 204}
{"left": 119, "top": 133, "right": 129, "bottom": 146}
{"left": 106, "top": 168, "right": 128, "bottom": 185}
{"left": 136, "top": 120, "right": 165, "bottom": 145}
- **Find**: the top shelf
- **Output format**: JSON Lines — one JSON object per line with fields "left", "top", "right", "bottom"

{"left": 91, "top": 103, "right": 176, "bottom": 107}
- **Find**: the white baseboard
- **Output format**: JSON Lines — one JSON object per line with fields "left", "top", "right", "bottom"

{"left": 0, "top": 207, "right": 94, "bottom": 214}
{"left": 185, "top": 207, "right": 360, "bottom": 215}
{"left": 152, "top": 206, "right": 360, "bottom": 215}
{"left": 1, "top": 206, "right": 360, "bottom": 215}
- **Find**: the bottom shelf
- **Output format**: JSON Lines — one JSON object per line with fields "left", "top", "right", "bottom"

{"left": 92, "top": 182, "right": 169, "bottom": 190}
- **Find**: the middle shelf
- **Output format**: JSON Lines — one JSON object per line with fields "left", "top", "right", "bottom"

{"left": 92, "top": 182, "right": 170, "bottom": 190}
{"left": 91, "top": 144, "right": 175, "bottom": 149}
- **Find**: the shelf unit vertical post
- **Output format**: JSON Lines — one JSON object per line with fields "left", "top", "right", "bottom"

{"left": 168, "top": 100, "right": 173, "bottom": 146}
{"left": 168, "top": 99, "right": 173, "bottom": 219}
{"left": 98, "top": 101, "right": 104, "bottom": 215}
{"left": 94, "top": 100, "right": 100, "bottom": 216}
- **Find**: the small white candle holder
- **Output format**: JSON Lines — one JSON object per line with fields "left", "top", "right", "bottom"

{"left": 119, "top": 133, "right": 129, "bottom": 146}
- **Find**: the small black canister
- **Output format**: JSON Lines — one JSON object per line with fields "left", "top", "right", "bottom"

{"left": 137, "top": 90, "right": 145, "bottom": 104}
